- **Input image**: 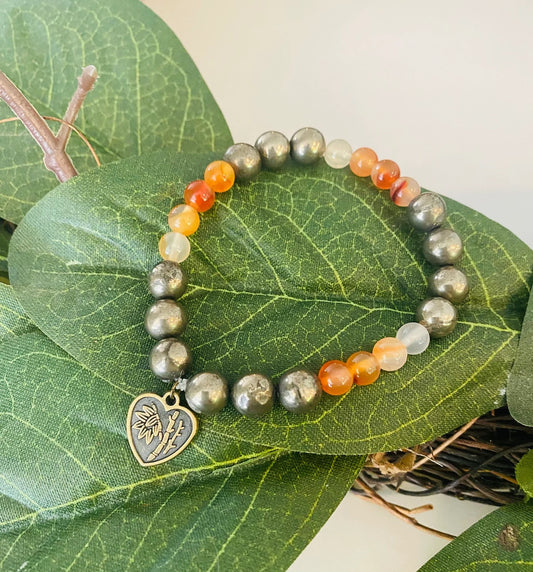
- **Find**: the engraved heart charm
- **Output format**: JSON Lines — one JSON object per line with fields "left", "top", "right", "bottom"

{"left": 127, "top": 392, "right": 197, "bottom": 466}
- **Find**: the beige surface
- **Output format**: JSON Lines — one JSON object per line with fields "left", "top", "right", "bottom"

{"left": 144, "top": 1, "right": 533, "bottom": 570}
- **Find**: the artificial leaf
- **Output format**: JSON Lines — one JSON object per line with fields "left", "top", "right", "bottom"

{"left": 516, "top": 450, "right": 533, "bottom": 498}
{"left": 0, "top": 281, "right": 33, "bottom": 343}
{"left": 9, "top": 149, "right": 533, "bottom": 455}
{"left": 0, "top": 283, "right": 363, "bottom": 571}
{"left": 420, "top": 502, "right": 533, "bottom": 571}
{"left": 0, "top": 0, "right": 232, "bottom": 224}
{"left": 508, "top": 289, "right": 533, "bottom": 426}
{"left": 0, "top": 223, "right": 9, "bottom": 282}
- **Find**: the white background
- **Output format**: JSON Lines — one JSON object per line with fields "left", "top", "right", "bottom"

{"left": 144, "top": 2, "right": 533, "bottom": 570}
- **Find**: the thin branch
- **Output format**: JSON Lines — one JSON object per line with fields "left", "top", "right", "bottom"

{"left": 0, "top": 71, "right": 77, "bottom": 182}
{"left": 361, "top": 407, "right": 527, "bottom": 507}
{"left": 357, "top": 493, "right": 433, "bottom": 517}
{"left": 0, "top": 116, "right": 101, "bottom": 167}
{"left": 478, "top": 470, "right": 518, "bottom": 486}
{"left": 395, "top": 503, "right": 434, "bottom": 517}
{"left": 411, "top": 417, "right": 479, "bottom": 471}
{"left": 43, "top": 116, "right": 101, "bottom": 167}
{"left": 355, "top": 478, "right": 456, "bottom": 541}
{"left": 397, "top": 440, "right": 533, "bottom": 497}
{"left": 57, "top": 65, "right": 98, "bottom": 150}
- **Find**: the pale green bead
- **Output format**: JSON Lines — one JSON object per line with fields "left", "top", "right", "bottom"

{"left": 158, "top": 232, "right": 191, "bottom": 263}
{"left": 324, "top": 139, "right": 352, "bottom": 169}
{"left": 396, "top": 322, "right": 430, "bottom": 355}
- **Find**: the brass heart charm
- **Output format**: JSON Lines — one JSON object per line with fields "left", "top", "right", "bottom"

{"left": 127, "top": 391, "right": 197, "bottom": 466}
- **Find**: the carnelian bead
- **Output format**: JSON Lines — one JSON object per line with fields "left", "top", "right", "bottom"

{"left": 346, "top": 351, "right": 381, "bottom": 386}
{"left": 168, "top": 204, "right": 200, "bottom": 236}
{"left": 184, "top": 180, "right": 215, "bottom": 212}
{"left": 349, "top": 147, "right": 378, "bottom": 177}
{"left": 318, "top": 360, "right": 353, "bottom": 396}
{"left": 372, "top": 337, "right": 408, "bottom": 372}
{"left": 389, "top": 177, "right": 421, "bottom": 207}
{"left": 370, "top": 159, "right": 400, "bottom": 190}
{"left": 204, "top": 160, "right": 235, "bottom": 193}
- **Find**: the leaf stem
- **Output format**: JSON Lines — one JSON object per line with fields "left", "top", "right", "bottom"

{"left": 0, "top": 67, "right": 97, "bottom": 183}
{"left": 0, "top": 116, "right": 101, "bottom": 167}
{"left": 56, "top": 65, "right": 98, "bottom": 150}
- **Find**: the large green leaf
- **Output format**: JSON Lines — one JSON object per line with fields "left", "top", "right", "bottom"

{"left": 420, "top": 502, "right": 533, "bottom": 571}
{"left": 0, "top": 282, "right": 363, "bottom": 571}
{"left": 508, "top": 289, "right": 533, "bottom": 426}
{"left": 9, "top": 149, "right": 533, "bottom": 455}
{"left": 517, "top": 450, "right": 533, "bottom": 499}
{"left": 0, "top": 0, "right": 232, "bottom": 224}
{"left": 0, "top": 223, "right": 9, "bottom": 282}
{"left": 0, "top": 282, "right": 32, "bottom": 342}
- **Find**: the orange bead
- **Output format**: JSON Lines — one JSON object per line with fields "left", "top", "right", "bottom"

{"left": 318, "top": 360, "right": 353, "bottom": 396}
{"left": 370, "top": 159, "right": 400, "bottom": 190}
{"left": 372, "top": 337, "right": 408, "bottom": 372}
{"left": 168, "top": 204, "right": 200, "bottom": 236}
{"left": 389, "top": 177, "right": 421, "bottom": 207}
{"left": 350, "top": 147, "right": 378, "bottom": 177}
{"left": 346, "top": 351, "right": 381, "bottom": 386}
{"left": 184, "top": 180, "right": 215, "bottom": 212}
{"left": 204, "top": 160, "right": 235, "bottom": 193}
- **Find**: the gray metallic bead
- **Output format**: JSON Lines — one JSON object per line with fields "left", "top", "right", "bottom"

{"left": 416, "top": 297, "right": 458, "bottom": 338}
{"left": 278, "top": 370, "right": 322, "bottom": 414}
{"left": 223, "top": 143, "right": 262, "bottom": 181}
{"left": 148, "top": 260, "right": 187, "bottom": 299}
{"left": 254, "top": 131, "right": 290, "bottom": 170}
{"left": 423, "top": 228, "right": 463, "bottom": 266}
{"left": 290, "top": 127, "right": 326, "bottom": 165}
{"left": 145, "top": 299, "right": 188, "bottom": 340}
{"left": 185, "top": 372, "right": 228, "bottom": 415}
{"left": 428, "top": 266, "right": 469, "bottom": 304}
{"left": 232, "top": 373, "right": 274, "bottom": 418}
{"left": 149, "top": 337, "right": 192, "bottom": 380}
{"left": 407, "top": 192, "right": 447, "bottom": 232}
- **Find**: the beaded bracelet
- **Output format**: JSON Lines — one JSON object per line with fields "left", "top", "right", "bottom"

{"left": 127, "top": 128, "right": 469, "bottom": 467}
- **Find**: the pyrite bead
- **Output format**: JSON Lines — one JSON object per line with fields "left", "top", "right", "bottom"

{"left": 423, "top": 228, "right": 463, "bottom": 265}
{"left": 428, "top": 265, "right": 469, "bottom": 304}
{"left": 185, "top": 372, "right": 228, "bottom": 415}
{"left": 223, "top": 143, "right": 262, "bottom": 181}
{"left": 407, "top": 192, "right": 447, "bottom": 232}
{"left": 255, "top": 131, "right": 290, "bottom": 170}
{"left": 145, "top": 299, "right": 188, "bottom": 339}
{"left": 232, "top": 373, "right": 274, "bottom": 417}
{"left": 149, "top": 338, "right": 192, "bottom": 380}
{"left": 290, "top": 127, "right": 326, "bottom": 165}
{"left": 278, "top": 370, "right": 322, "bottom": 413}
{"left": 148, "top": 261, "right": 187, "bottom": 300}
{"left": 416, "top": 297, "right": 458, "bottom": 338}
{"left": 396, "top": 322, "right": 430, "bottom": 355}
